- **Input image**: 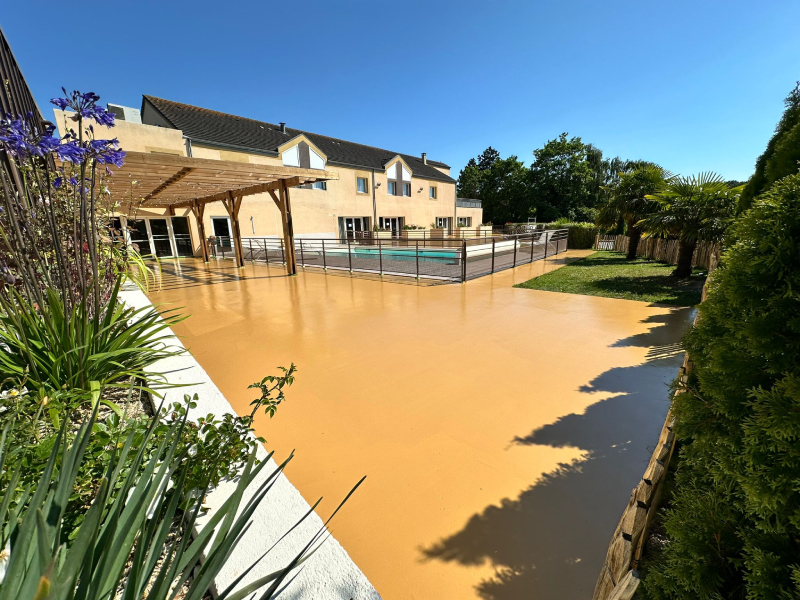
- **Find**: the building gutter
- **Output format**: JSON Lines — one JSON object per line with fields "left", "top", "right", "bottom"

{"left": 371, "top": 169, "right": 378, "bottom": 227}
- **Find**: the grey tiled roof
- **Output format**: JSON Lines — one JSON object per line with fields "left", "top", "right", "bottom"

{"left": 142, "top": 96, "right": 455, "bottom": 183}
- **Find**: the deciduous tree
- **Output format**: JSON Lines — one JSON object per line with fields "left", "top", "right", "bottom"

{"left": 528, "top": 133, "right": 594, "bottom": 221}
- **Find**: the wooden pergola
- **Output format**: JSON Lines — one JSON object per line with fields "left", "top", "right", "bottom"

{"left": 105, "top": 151, "right": 338, "bottom": 274}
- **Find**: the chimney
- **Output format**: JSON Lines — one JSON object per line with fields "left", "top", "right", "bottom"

{"left": 422, "top": 152, "right": 427, "bottom": 165}
{"left": 279, "top": 122, "right": 286, "bottom": 133}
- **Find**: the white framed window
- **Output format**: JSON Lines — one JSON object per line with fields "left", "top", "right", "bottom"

{"left": 282, "top": 145, "right": 300, "bottom": 167}
{"left": 312, "top": 181, "right": 327, "bottom": 190}
{"left": 357, "top": 177, "right": 368, "bottom": 194}
{"left": 457, "top": 216, "right": 472, "bottom": 227}
{"left": 388, "top": 181, "right": 397, "bottom": 196}
{"left": 403, "top": 183, "right": 411, "bottom": 196}
{"left": 379, "top": 216, "right": 402, "bottom": 231}
{"left": 309, "top": 147, "right": 325, "bottom": 169}
{"left": 429, "top": 186, "right": 437, "bottom": 199}
{"left": 435, "top": 217, "right": 450, "bottom": 228}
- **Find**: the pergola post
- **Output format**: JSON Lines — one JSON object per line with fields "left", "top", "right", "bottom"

{"left": 222, "top": 192, "right": 245, "bottom": 268}
{"left": 280, "top": 180, "right": 297, "bottom": 275}
{"left": 268, "top": 184, "right": 297, "bottom": 276}
{"left": 190, "top": 200, "right": 209, "bottom": 262}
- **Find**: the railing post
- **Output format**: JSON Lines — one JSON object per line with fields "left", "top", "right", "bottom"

{"left": 280, "top": 238, "right": 285, "bottom": 264}
{"left": 513, "top": 234, "right": 517, "bottom": 267}
{"left": 491, "top": 238, "right": 496, "bottom": 273}
{"left": 299, "top": 239, "right": 304, "bottom": 267}
{"left": 347, "top": 238, "right": 352, "bottom": 272}
{"left": 530, "top": 233, "right": 535, "bottom": 262}
{"left": 543, "top": 232, "right": 549, "bottom": 259}
{"left": 461, "top": 239, "right": 467, "bottom": 282}
{"left": 322, "top": 239, "right": 327, "bottom": 269}
{"left": 415, "top": 240, "right": 419, "bottom": 279}
{"left": 248, "top": 238, "right": 252, "bottom": 261}
{"left": 379, "top": 239, "right": 383, "bottom": 276}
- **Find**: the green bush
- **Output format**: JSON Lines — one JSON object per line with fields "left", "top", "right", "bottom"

{"left": 540, "top": 221, "right": 599, "bottom": 249}
{"left": 0, "top": 397, "right": 349, "bottom": 600}
{"left": 0, "top": 278, "right": 183, "bottom": 393}
{"left": 640, "top": 172, "right": 800, "bottom": 599}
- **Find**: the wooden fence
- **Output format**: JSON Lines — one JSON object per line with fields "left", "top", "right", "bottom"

{"left": 594, "top": 235, "right": 721, "bottom": 271}
{"left": 591, "top": 258, "right": 720, "bottom": 600}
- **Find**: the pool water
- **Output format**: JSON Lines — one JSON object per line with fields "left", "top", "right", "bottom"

{"left": 327, "top": 246, "right": 459, "bottom": 260}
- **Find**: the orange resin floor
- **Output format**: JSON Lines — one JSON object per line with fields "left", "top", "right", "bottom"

{"left": 147, "top": 251, "right": 694, "bottom": 600}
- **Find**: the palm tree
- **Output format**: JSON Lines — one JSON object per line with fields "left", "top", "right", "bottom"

{"left": 638, "top": 172, "right": 741, "bottom": 278}
{"left": 597, "top": 163, "right": 667, "bottom": 260}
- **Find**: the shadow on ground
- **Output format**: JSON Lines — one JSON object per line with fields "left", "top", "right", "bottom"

{"left": 419, "top": 309, "right": 693, "bottom": 600}
{"left": 149, "top": 261, "right": 283, "bottom": 290}
{"left": 589, "top": 275, "right": 703, "bottom": 306}
{"left": 612, "top": 309, "right": 695, "bottom": 360}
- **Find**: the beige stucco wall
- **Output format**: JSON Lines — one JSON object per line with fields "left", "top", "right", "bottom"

{"left": 52, "top": 109, "right": 187, "bottom": 155}
{"left": 188, "top": 144, "right": 471, "bottom": 242}
{"left": 53, "top": 111, "right": 481, "bottom": 254}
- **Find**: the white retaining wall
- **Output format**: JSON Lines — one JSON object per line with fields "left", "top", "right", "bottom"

{"left": 120, "top": 285, "right": 380, "bottom": 599}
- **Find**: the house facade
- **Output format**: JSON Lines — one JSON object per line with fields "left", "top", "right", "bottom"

{"left": 55, "top": 97, "right": 482, "bottom": 259}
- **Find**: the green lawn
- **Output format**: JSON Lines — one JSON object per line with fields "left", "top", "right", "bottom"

{"left": 515, "top": 251, "right": 705, "bottom": 306}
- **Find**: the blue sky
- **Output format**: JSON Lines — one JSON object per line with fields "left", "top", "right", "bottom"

{"left": 4, "top": 0, "right": 799, "bottom": 180}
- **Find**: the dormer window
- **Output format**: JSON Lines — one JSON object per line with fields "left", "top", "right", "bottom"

{"left": 385, "top": 159, "right": 412, "bottom": 197}
{"left": 279, "top": 136, "right": 326, "bottom": 170}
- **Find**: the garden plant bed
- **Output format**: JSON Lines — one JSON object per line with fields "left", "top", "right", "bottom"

{"left": 515, "top": 251, "right": 705, "bottom": 306}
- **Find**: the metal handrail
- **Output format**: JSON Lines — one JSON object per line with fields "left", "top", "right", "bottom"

{"left": 207, "top": 229, "right": 569, "bottom": 282}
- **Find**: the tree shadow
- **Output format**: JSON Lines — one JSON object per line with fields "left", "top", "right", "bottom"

{"left": 419, "top": 312, "right": 691, "bottom": 599}
{"left": 588, "top": 275, "right": 703, "bottom": 306}
{"left": 611, "top": 309, "right": 695, "bottom": 361}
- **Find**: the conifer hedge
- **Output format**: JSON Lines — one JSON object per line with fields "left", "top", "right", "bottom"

{"left": 540, "top": 221, "right": 599, "bottom": 248}
{"left": 641, "top": 173, "right": 800, "bottom": 599}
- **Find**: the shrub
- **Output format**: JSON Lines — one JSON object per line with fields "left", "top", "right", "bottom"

{"left": 640, "top": 172, "right": 800, "bottom": 599}
{"left": 0, "top": 278, "right": 183, "bottom": 393}
{"left": 0, "top": 397, "right": 359, "bottom": 600}
{"left": 540, "top": 221, "right": 599, "bottom": 249}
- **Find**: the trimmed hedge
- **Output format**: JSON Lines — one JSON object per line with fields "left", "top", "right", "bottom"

{"left": 541, "top": 221, "right": 599, "bottom": 249}
{"left": 640, "top": 172, "right": 800, "bottom": 599}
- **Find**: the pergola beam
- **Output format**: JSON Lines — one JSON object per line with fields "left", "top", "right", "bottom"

{"left": 144, "top": 167, "right": 195, "bottom": 200}
{"left": 164, "top": 176, "right": 309, "bottom": 209}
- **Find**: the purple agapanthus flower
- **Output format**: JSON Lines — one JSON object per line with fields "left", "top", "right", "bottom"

{"left": 53, "top": 177, "right": 63, "bottom": 189}
{"left": 55, "top": 141, "right": 87, "bottom": 163}
{"left": 89, "top": 138, "right": 125, "bottom": 167}
{"left": 50, "top": 88, "right": 116, "bottom": 127}
{"left": 0, "top": 115, "right": 61, "bottom": 158}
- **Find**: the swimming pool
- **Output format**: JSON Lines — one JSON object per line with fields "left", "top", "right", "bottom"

{"left": 323, "top": 246, "right": 460, "bottom": 261}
